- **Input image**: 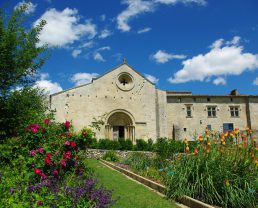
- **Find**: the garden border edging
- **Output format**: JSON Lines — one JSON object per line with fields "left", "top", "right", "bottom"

{"left": 100, "top": 159, "right": 216, "bottom": 208}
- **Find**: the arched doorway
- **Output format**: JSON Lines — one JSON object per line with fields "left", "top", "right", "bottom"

{"left": 105, "top": 111, "right": 135, "bottom": 141}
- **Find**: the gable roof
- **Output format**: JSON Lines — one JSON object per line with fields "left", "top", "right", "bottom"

{"left": 50, "top": 61, "right": 154, "bottom": 97}
{"left": 92, "top": 62, "right": 155, "bottom": 85}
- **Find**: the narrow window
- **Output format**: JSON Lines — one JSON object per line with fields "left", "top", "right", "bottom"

{"left": 207, "top": 124, "right": 212, "bottom": 130}
{"left": 207, "top": 98, "right": 210, "bottom": 102}
{"left": 230, "top": 106, "right": 239, "bottom": 117}
{"left": 186, "top": 106, "right": 192, "bottom": 117}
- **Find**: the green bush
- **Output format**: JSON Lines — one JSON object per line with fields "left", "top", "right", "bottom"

{"left": 102, "top": 150, "right": 119, "bottom": 162}
{"left": 135, "top": 139, "right": 149, "bottom": 151}
{"left": 154, "top": 138, "right": 185, "bottom": 159}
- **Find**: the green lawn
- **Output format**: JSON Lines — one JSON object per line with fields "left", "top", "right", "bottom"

{"left": 86, "top": 159, "right": 177, "bottom": 208}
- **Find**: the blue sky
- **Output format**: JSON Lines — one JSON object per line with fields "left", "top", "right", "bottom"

{"left": 3, "top": 0, "right": 258, "bottom": 95}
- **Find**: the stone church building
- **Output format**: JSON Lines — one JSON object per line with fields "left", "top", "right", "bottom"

{"left": 50, "top": 61, "right": 258, "bottom": 141}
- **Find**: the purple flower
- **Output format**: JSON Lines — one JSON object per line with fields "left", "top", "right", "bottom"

{"left": 37, "top": 201, "right": 43, "bottom": 206}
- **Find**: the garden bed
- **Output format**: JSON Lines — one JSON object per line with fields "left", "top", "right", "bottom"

{"left": 100, "top": 159, "right": 216, "bottom": 208}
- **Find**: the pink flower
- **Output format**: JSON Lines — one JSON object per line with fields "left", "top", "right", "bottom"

{"left": 38, "top": 147, "right": 43, "bottom": 153}
{"left": 30, "top": 150, "right": 36, "bottom": 156}
{"left": 55, "top": 151, "right": 59, "bottom": 155}
{"left": 31, "top": 127, "right": 38, "bottom": 133}
{"left": 64, "top": 140, "right": 70, "bottom": 146}
{"left": 71, "top": 141, "right": 76, "bottom": 148}
{"left": 44, "top": 118, "right": 50, "bottom": 125}
{"left": 34, "top": 168, "right": 42, "bottom": 175}
{"left": 52, "top": 169, "right": 58, "bottom": 177}
{"left": 64, "top": 120, "right": 71, "bottom": 129}
{"left": 60, "top": 160, "right": 66, "bottom": 167}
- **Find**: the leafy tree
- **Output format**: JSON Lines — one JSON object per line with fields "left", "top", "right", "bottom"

{"left": 0, "top": 3, "right": 49, "bottom": 139}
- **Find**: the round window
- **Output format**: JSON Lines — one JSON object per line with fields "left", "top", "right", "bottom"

{"left": 116, "top": 72, "right": 134, "bottom": 91}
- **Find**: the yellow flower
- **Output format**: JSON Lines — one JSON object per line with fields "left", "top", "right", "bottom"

{"left": 253, "top": 137, "right": 257, "bottom": 142}
{"left": 225, "top": 180, "right": 230, "bottom": 186}
{"left": 222, "top": 141, "right": 226, "bottom": 145}
{"left": 199, "top": 136, "right": 204, "bottom": 142}
{"left": 185, "top": 145, "right": 190, "bottom": 152}
{"left": 184, "top": 138, "right": 188, "bottom": 144}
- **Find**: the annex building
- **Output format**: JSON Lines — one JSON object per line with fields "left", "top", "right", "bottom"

{"left": 50, "top": 61, "right": 258, "bottom": 141}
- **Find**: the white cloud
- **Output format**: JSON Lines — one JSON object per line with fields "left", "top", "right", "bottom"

{"left": 71, "top": 73, "right": 99, "bottom": 86}
{"left": 80, "top": 41, "right": 94, "bottom": 48}
{"left": 168, "top": 36, "right": 258, "bottom": 84}
{"left": 253, "top": 77, "right": 258, "bottom": 85}
{"left": 72, "top": 49, "right": 82, "bottom": 58}
{"left": 93, "top": 53, "right": 105, "bottom": 62}
{"left": 117, "top": 0, "right": 155, "bottom": 32}
{"left": 117, "top": 0, "right": 206, "bottom": 32}
{"left": 152, "top": 50, "right": 186, "bottom": 63}
{"left": 143, "top": 73, "right": 159, "bottom": 84}
{"left": 213, "top": 77, "right": 226, "bottom": 85}
{"left": 14, "top": 1, "right": 37, "bottom": 14}
{"left": 34, "top": 73, "right": 63, "bottom": 94}
{"left": 137, "top": 27, "right": 151, "bottom": 34}
{"left": 93, "top": 46, "right": 111, "bottom": 62}
{"left": 34, "top": 8, "right": 97, "bottom": 47}
{"left": 154, "top": 0, "right": 206, "bottom": 6}
{"left": 99, "top": 29, "right": 112, "bottom": 39}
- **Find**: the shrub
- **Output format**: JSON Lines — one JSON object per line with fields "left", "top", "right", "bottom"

{"left": 135, "top": 139, "right": 148, "bottom": 151}
{"left": 102, "top": 150, "right": 119, "bottom": 162}
{"left": 154, "top": 138, "right": 184, "bottom": 159}
{"left": 76, "top": 127, "right": 94, "bottom": 149}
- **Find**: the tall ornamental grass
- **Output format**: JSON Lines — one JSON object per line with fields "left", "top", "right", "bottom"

{"left": 165, "top": 128, "right": 258, "bottom": 208}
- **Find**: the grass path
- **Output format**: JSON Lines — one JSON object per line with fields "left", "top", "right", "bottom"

{"left": 86, "top": 159, "right": 177, "bottom": 208}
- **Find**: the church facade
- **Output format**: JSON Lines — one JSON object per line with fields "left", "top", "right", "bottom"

{"left": 50, "top": 62, "right": 258, "bottom": 141}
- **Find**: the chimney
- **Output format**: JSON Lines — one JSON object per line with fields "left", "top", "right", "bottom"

{"left": 230, "top": 89, "right": 238, "bottom": 96}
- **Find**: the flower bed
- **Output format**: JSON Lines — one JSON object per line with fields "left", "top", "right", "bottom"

{"left": 0, "top": 119, "right": 114, "bottom": 207}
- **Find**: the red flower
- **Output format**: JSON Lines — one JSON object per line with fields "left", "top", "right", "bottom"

{"left": 64, "top": 120, "right": 71, "bottom": 129}
{"left": 44, "top": 118, "right": 50, "bottom": 125}
{"left": 67, "top": 132, "right": 73, "bottom": 138}
{"left": 60, "top": 160, "right": 66, "bottom": 167}
{"left": 71, "top": 141, "right": 76, "bottom": 148}
{"left": 46, "top": 152, "right": 52, "bottom": 159}
{"left": 34, "top": 168, "right": 42, "bottom": 175}
{"left": 44, "top": 157, "right": 53, "bottom": 166}
{"left": 63, "top": 151, "right": 71, "bottom": 160}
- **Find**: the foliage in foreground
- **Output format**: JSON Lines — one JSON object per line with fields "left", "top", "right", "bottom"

{"left": 0, "top": 119, "right": 113, "bottom": 207}
{"left": 165, "top": 128, "right": 258, "bottom": 208}
{"left": 0, "top": 3, "right": 49, "bottom": 139}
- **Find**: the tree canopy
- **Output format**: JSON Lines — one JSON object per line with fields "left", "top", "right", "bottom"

{"left": 0, "top": 3, "right": 50, "bottom": 139}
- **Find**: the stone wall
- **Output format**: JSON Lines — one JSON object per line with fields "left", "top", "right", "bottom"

{"left": 85, "top": 148, "right": 156, "bottom": 159}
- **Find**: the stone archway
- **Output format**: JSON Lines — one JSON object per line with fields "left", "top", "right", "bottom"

{"left": 105, "top": 111, "right": 135, "bottom": 141}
